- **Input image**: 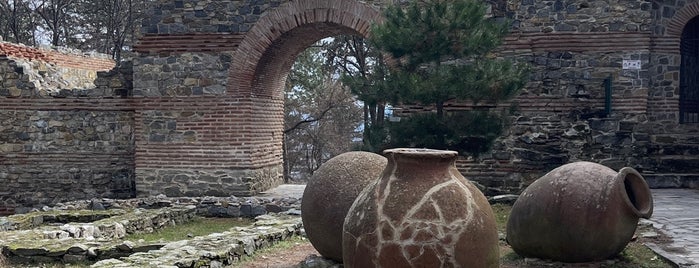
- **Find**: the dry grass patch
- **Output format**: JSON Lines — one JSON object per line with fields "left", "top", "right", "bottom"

{"left": 124, "top": 216, "right": 253, "bottom": 242}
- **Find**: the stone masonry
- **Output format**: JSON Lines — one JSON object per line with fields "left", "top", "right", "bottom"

{"left": 2, "top": 0, "right": 699, "bottom": 212}
{"left": 0, "top": 42, "right": 115, "bottom": 97}
{"left": 129, "top": 0, "right": 383, "bottom": 202}
{"left": 0, "top": 42, "right": 127, "bottom": 215}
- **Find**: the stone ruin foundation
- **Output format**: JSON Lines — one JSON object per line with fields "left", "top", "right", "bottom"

{"left": 0, "top": 195, "right": 302, "bottom": 267}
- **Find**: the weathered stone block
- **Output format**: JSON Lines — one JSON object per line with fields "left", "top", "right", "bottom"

{"left": 654, "top": 135, "right": 677, "bottom": 143}
{"left": 7, "top": 86, "right": 22, "bottom": 97}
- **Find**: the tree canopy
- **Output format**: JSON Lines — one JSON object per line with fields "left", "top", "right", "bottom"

{"left": 365, "top": 0, "right": 528, "bottom": 156}
{"left": 0, "top": 0, "right": 151, "bottom": 62}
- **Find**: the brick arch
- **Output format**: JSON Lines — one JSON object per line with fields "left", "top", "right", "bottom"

{"left": 228, "top": 0, "right": 382, "bottom": 98}
{"left": 667, "top": 1, "right": 699, "bottom": 37}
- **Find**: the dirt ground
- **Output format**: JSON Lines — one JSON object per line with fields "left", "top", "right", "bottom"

{"left": 237, "top": 224, "right": 675, "bottom": 268}
{"left": 237, "top": 242, "right": 320, "bottom": 268}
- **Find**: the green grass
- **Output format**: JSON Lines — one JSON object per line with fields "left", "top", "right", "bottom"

{"left": 491, "top": 203, "right": 511, "bottom": 232}
{"left": 614, "top": 224, "right": 674, "bottom": 268}
{"left": 616, "top": 242, "right": 671, "bottom": 268}
{"left": 124, "top": 216, "right": 253, "bottom": 242}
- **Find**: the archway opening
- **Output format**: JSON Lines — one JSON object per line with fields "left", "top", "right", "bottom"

{"left": 252, "top": 25, "right": 380, "bottom": 182}
{"left": 226, "top": 0, "right": 381, "bottom": 187}
{"left": 241, "top": 23, "right": 376, "bottom": 182}
{"left": 283, "top": 35, "right": 380, "bottom": 182}
{"left": 680, "top": 16, "right": 699, "bottom": 123}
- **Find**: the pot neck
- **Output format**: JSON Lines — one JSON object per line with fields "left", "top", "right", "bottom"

{"left": 383, "top": 148, "right": 458, "bottom": 176}
{"left": 615, "top": 167, "right": 653, "bottom": 219}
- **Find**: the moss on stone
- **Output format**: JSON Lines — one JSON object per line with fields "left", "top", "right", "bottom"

{"left": 2, "top": 209, "right": 127, "bottom": 231}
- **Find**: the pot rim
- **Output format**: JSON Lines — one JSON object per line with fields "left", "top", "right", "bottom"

{"left": 383, "top": 148, "right": 458, "bottom": 158}
{"left": 616, "top": 167, "right": 653, "bottom": 219}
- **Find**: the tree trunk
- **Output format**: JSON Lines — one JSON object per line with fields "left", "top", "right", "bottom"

{"left": 369, "top": 103, "right": 377, "bottom": 126}
{"left": 282, "top": 135, "right": 290, "bottom": 183}
{"left": 363, "top": 103, "right": 370, "bottom": 129}
{"left": 377, "top": 103, "right": 386, "bottom": 127}
{"left": 436, "top": 100, "right": 446, "bottom": 147}
{"left": 362, "top": 103, "right": 370, "bottom": 147}
{"left": 10, "top": 4, "right": 18, "bottom": 42}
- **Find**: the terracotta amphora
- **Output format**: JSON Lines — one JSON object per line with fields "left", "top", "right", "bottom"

{"left": 506, "top": 161, "right": 653, "bottom": 262}
{"left": 301, "top": 151, "right": 387, "bottom": 262}
{"left": 342, "top": 148, "right": 499, "bottom": 268}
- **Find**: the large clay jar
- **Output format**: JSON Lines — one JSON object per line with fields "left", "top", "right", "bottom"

{"left": 301, "top": 151, "right": 387, "bottom": 262}
{"left": 506, "top": 161, "right": 653, "bottom": 262}
{"left": 342, "top": 148, "right": 499, "bottom": 268}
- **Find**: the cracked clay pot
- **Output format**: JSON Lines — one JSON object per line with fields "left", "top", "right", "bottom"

{"left": 301, "top": 151, "right": 387, "bottom": 262}
{"left": 506, "top": 161, "right": 653, "bottom": 263}
{"left": 342, "top": 148, "right": 499, "bottom": 268}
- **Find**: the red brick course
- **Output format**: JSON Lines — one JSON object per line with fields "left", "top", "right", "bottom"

{"left": 228, "top": 0, "right": 382, "bottom": 98}
{"left": 394, "top": 95, "right": 649, "bottom": 117}
{"left": 0, "top": 42, "right": 115, "bottom": 71}
{"left": 133, "top": 33, "right": 245, "bottom": 54}
{"left": 667, "top": 1, "right": 699, "bottom": 37}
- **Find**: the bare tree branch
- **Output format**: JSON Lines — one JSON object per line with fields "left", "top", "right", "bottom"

{"left": 284, "top": 101, "right": 336, "bottom": 134}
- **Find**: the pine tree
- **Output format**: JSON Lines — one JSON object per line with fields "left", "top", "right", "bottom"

{"left": 370, "top": 0, "right": 528, "bottom": 156}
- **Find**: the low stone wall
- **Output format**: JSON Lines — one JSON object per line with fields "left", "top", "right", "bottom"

{"left": 11, "top": 194, "right": 301, "bottom": 219}
{"left": 0, "top": 195, "right": 302, "bottom": 265}
{"left": 0, "top": 210, "right": 124, "bottom": 232}
{"left": 90, "top": 214, "right": 303, "bottom": 268}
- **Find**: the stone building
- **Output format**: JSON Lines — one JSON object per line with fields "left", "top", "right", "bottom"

{"left": 463, "top": 0, "right": 699, "bottom": 194}
{"left": 1, "top": 0, "right": 699, "bottom": 212}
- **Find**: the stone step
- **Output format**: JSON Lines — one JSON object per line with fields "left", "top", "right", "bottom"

{"left": 644, "top": 174, "right": 699, "bottom": 189}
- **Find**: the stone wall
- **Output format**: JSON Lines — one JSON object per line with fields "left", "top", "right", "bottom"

{"left": 0, "top": 109, "right": 135, "bottom": 212}
{"left": 135, "top": 166, "right": 283, "bottom": 198}
{"left": 138, "top": 0, "right": 392, "bottom": 37}
{"left": 130, "top": 96, "right": 284, "bottom": 199}
{"left": 0, "top": 42, "right": 134, "bottom": 215}
{"left": 502, "top": 0, "right": 698, "bottom": 191}
{"left": 396, "top": 0, "right": 699, "bottom": 193}
{"left": 3, "top": 0, "right": 699, "bottom": 212}
{"left": 126, "top": 0, "right": 381, "bottom": 199}
{"left": 508, "top": 0, "right": 651, "bottom": 33}
{"left": 140, "top": 0, "right": 282, "bottom": 35}
{"left": 132, "top": 53, "right": 230, "bottom": 97}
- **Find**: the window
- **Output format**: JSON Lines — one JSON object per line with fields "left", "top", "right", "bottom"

{"left": 680, "top": 16, "right": 699, "bottom": 123}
